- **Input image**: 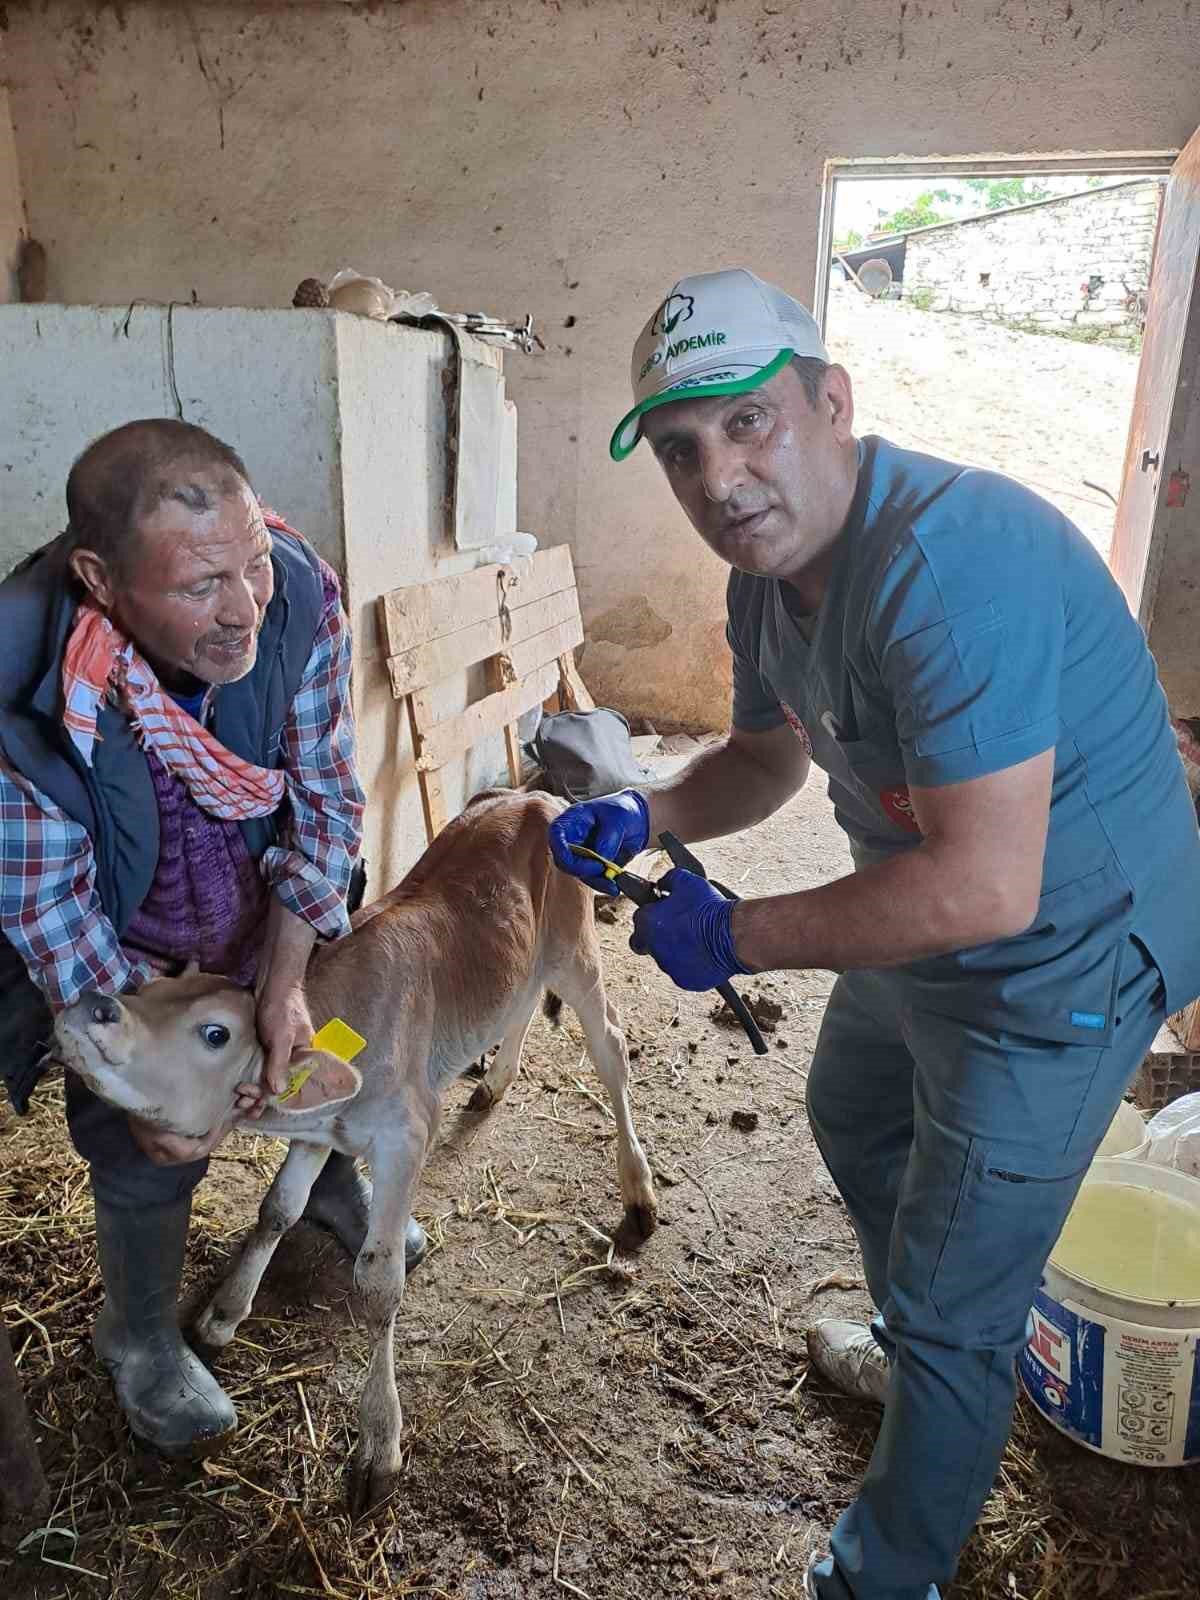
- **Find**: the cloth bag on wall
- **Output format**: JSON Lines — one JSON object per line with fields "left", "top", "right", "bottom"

{"left": 525, "top": 709, "right": 648, "bottom": 801}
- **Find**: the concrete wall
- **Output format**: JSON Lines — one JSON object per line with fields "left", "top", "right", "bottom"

{"left": 906, "top": 180, "right": 1163, "bottom": 343}
{"left": 0, "top": 44, "right": 25, "bottom": 303}
{"left": 0, "top": 306, "right": 345, "bottom": 573}
{"left": 0, "top": 304, "right": 516, "bottom": 890}
{"left": 3, "top": 0, "right": 1200, "bottom": 729}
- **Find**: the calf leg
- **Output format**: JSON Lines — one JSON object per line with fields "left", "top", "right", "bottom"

{"left": 194, "top": 1142, "right": 330, "bottom": 1349}
{"left": 467, "top": 998, "right": 538, "bottom": 1112}
{"left": 348, "top": 1141, "right": 420, "bottom": 1517}
{"left": 553, "top": 965, "right": 658, "bottom": 1250}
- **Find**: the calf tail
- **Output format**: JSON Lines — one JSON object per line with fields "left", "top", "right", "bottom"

{"left": 542, "top": 990, "right": 564, "bottom": 1028}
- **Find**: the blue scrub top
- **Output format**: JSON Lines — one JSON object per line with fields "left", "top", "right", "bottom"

{"left": 727, "top": 435, "right": 1200, "bottom": 1045}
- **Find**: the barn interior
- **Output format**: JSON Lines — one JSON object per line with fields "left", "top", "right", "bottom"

{"left": 3, "top": 4, "right": 1200, "bottom": 1597}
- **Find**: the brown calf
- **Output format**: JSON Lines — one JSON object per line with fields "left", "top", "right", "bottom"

{"left": 54, "top": 791, "right": 658, "bottom": 1511}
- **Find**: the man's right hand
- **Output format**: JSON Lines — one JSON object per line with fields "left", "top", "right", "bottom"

{"left": 548, "top": 790, "right": 651, "bottom": 894}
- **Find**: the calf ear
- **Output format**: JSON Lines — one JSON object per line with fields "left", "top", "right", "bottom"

{"left": 271, "top": 1048, "right": 362, "bottom": 1114}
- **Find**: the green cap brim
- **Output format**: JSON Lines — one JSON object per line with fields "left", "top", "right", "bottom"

{"left": 609, "top": 347, "right": 794, "bottom": 462}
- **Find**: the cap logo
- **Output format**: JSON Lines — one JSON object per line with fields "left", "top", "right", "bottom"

{"left": 651, "top": 293, "right": 695, "bottom": 336}
{"left": 638, "top": 328, "right": 727, "bottom": 384}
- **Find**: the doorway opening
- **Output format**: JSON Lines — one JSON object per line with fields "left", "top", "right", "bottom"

{"left": 815, "top": 154, "right": 1175, "bottom": 560}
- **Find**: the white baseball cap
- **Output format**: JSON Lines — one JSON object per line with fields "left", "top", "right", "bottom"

{"left": 610, "top": 268, "right": 829, "bottom": 461}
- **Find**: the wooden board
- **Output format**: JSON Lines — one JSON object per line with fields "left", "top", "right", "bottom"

{"left": 416, "top": 661, "right": 561, "bottom": 772}
{"left": 379, "top": 543, "right": 592, "bottom": 841}
{"left": 487, "top": 654, "right": 524, "bottom": 787}
{"left": 1169, "top": 998, "right": 1200, "bottom": 1051}
{"left": 498, "top": 616, "right": 585, "bottom": 685}
{"left": 1110, "top": 126, "right": 1200, "bottom": 621}
{"left": 386, "top": 584, "right": 580, "bottom": 697}
{"left": 557, "top": 651, "right": 594, "bottom": 712}
{"left": 379, "top": 545, "right": 576, "bottom": 655}
{"left": 405, "top": 693, "right": 447, "bottom": 838}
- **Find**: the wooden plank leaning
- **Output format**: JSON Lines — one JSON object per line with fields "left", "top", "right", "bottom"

{"left": 378, "top": 544, "right": 592, "bottom": 843}
{"left": 386, "top": 585, "right": 579, "bottom": 698}
{"left": 379, "top": 545, "right": 576, "bottom": 656}
{"left": 416, "top": 661, "right": 561, "bottom": 773}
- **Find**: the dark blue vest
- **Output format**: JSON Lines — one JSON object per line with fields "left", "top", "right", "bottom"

{"left": 0, "top": 527, "right": 325, "bottom": 1111}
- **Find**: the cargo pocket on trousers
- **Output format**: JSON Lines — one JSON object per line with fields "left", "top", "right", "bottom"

{"left": 928, "top": 1148, "right": 1090, "bottom": 1342}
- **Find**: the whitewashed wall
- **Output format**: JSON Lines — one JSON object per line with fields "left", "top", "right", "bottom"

{"left": 0, "top": 304, "right": 518, "bottom": 890}
{"left": 5, "top": 2, "right": 1200, "bottom": 727}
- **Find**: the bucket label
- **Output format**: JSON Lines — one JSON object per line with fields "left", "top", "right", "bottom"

{"left": 1028, "top": 1305, "right": 1072, "bottom": 1384}
{"left": 1020, "top": 1287, "right": 1200, "bottom": 1466}
{"left": 1021, "top": 1292, "right": 1103, "bottom": 1449}
{"left": 1103, "top": 1325, "right": 1200, "bottom": 1465}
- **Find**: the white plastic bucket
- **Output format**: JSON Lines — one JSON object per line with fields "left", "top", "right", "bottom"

{"left": 1094, "top": 1099, "right": 1150, "bottom": 1163}
{"left": 1020, "top": 1159, "right": 1200, "bottom": 1466}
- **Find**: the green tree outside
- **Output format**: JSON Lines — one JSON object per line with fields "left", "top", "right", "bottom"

{"left": 836, "top": 175, "right": 1114, "bottom": 253}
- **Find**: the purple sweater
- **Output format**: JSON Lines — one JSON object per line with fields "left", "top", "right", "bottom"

{"left": 122, "top": 750, "right": 270, "bottom": 986}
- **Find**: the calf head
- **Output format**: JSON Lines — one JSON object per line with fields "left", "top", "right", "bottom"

{"left": 53, "top": 970, "right": 363, "bottom": 1137}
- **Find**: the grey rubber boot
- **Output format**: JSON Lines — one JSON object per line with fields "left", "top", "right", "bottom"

{"left": 301, "top": 1151, "right": 428, "bottom": 1272}
{"left": 92, "top": 1195, "right": 237, "bottom": 1458}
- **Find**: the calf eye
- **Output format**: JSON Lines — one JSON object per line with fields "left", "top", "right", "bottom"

{"left": 199, "top": 1023, "right": 231, "bottom": 1049}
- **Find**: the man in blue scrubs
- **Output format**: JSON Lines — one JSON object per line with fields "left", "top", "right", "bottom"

{"left": 549, "top": 269, "right": 1200, "bottom": 1599}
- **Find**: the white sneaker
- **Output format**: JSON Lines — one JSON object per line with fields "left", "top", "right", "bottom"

{"left": 803, "top": 1553, "right": 822, "bottom": 1597}
{"left": 806, "top": 1318, "right": 890, "bottom": 1405}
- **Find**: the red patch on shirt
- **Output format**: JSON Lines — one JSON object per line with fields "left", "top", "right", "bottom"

{"left": 879, "top": 785, "right": 921, "bottom": 832}
{"left": 779, "top": 701, "right": 813, "bottom": 756}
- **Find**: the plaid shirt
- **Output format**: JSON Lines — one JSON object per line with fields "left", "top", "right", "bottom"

{"left": 0, "top": 556, "right": 365, "bottom": 1012}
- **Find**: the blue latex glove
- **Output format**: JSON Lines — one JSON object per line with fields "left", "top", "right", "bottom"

{"left": 548, "top": 789, "right": 650, "bottom": 896}
{"left": 629, "top": 867, "right": 754, "bottom": 991}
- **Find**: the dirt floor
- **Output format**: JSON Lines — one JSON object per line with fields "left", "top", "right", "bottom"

{"left": 3, "top": 762, "right": 1200, "bottom": 1600}
{"left": 825, "top": 286, "right": 1141, "bottom": 560}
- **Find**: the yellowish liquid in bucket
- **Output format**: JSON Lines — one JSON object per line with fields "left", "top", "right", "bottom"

{"left": 1051, "top": 1181, "right": 1200, "bottom": 1304}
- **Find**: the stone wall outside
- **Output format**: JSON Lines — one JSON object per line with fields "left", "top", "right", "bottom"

{"left": 904, "top": 180, "right": 1164, "bottom": 343}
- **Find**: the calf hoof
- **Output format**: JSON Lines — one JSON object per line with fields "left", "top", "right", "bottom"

{"left": 466, "top": 1081, "right": 497, "bottom": 1114}
{"left": 615, "top": 1200, "right": 658, "bottom": 1253}
{"left": 193, "top": 1302, "right": 239, "bottom": 1351}
{"left": 347, "top": 1446, "right": 402, "bottom": 1520}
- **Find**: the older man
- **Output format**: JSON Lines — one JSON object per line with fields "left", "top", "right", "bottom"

{"left": 0, "top": 419, "right": 424, "bottom": 1458}
{"left": 550, "top": 270, "right": 1200, "bottom": 1599}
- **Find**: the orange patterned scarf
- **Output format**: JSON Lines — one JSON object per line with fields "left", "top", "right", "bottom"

{"left": 62, "top": 606, "right": 285, "bottom": 822}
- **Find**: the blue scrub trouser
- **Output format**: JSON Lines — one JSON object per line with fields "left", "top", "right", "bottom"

{"left": 805, "top": 937, "right": 1165, "bottom": 1600}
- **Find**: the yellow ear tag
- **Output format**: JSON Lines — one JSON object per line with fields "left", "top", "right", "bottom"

{"left": 276, "top": 1018, "right": 367, "bottom": 1102}
{"left": 311, "top": 1017, "right": 367, "bottom": 1063}
{"left": 277, "top": 1062, "right": 315, "bottom": 1103}
{"left": 568, "top": 843, "right": 623, "bottom": 881}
